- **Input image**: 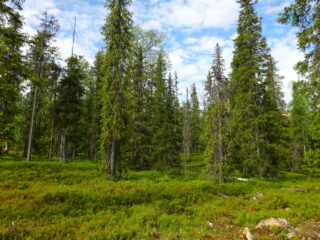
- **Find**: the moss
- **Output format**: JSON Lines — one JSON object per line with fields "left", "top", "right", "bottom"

{"left": 0, "top": 154, "right": 319, "bottom": 239}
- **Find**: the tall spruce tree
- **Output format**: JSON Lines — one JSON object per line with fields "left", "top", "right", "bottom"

{"left": 205, "top": 44, "right": 229, "bottom": 182}
{"left": 150, "top": 51, "right": 169, "bottom": 168}
{"left": 190, "top": 84, "right": 202, "bottom": 153}
{"left": 229, "top": 0, "right": 286, "bottom": 177}
{"left": 290, "top": 81, "right": 311, "bottom": 169}
{"left": 56, "top": 56, "right": 86, "bottom": 163}
{"left": 101, "top": 0, "right": 133, "bottom": 179}
{"left": 84, "top": 50, "right": 104, "bottom": 161}
{"left": 0, "top": 0, "right": 26, "bottom": 155}
{"left": 262, "top": 54, "right": 291, "bottom": 172}
{"left": 165, "top": 72, "right": 182, "bottom": 167}
{"left": 150, "top": 52, "right": 181, "bottom": 169}
{"left": 280, "top": 0, "right": 320, "bottom": 166}
{"left": 128, "top": 28, "right": 166, "bottom": 170}
{"left": 130, "top": 45, "right": 150, "bottom": 169}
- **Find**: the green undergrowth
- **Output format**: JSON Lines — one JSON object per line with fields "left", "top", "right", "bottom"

{"left": 0, "top": 154, "right": 319, "bottom": 239}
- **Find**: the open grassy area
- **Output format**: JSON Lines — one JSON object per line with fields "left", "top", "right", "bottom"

{"left": 0, "top": 155, "right": 319, "bottom": 240}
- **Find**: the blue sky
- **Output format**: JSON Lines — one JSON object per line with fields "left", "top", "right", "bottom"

{"left": 21, "top": 0, "right": 303, "bottom": 103}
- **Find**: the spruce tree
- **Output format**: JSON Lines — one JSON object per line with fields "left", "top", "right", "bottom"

{"left": 229, "top": 0, "right": 286, "bottom": 177}
{"left": 205, "top": 44, "right": 229, "bottom": 182}
{"left": 101, "top": 0, "right": 133, "bottom": 179}
{"left": 56, "top": 56, "right": 86, "bottom": 163}
{"left": 84, "top": 50, "right": 104, "bottom": 160}
{"left": 262, "top": 53, "right": 291, "bottom": 173}
{"left": 150, "top": 51, "right": 169, "bottom": 168}
{"left": 165, "top": 72, "right": 182, "bottom": 167}
{"left": 149, "top": 52, "right": 181, "bottom": 169}
{"left": 130, "top": 46, "right": 150, "bottom": 169}
{"left": 0, "top": 0, "right": 26, "bottom": 155}
{"left": 290, "top": 81, "right": 311, "bottom": 169}
{"left": 280, "top": 0, "right": 320, "bottom": 166}
{"left": 129, "top": 28, "right": 165, "bottom": 170}
{"left": 190, "top": 84, "right": 201, "bottom": 153}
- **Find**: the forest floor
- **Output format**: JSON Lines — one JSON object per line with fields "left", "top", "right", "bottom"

{"left": 0, "top": 154, "right": 319, "bottom": 240}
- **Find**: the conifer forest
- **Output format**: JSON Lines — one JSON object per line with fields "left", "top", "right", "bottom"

{"left": 1, "top": 0, "right": 320, "bottom": 239}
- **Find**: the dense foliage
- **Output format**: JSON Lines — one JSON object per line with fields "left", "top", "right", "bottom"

{"left": 0, "top": 0, "right": 319, "bottom": 181}
{"left": 280, "top": 0, "right": 320, "bottom": 169}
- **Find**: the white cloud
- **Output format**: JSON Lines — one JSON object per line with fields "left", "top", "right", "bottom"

{"left": 262, "top": 0, "right": 292, "bottom": 15}
{"left": 19, "top": 0, "right": 301, "bottom": 104}
{"left": 269, "top": 32, "right": 303, "bottom": 103}
{"left": 21, "top": 0, "right": 105, "bottom": 64}
{"left": 133, "top": 0, "right": 239, "bottom": 31}
{"left": 184, "top": 37, "right": 198, "bottom": 44}
{"left": 170, "top": 29, "right": 302, "bottom": 104}
{"left": 188, "top": 36, "right": 232, "bottom": 52}
{"left": 168, "top": 34, "right": 233, "bottom": 102}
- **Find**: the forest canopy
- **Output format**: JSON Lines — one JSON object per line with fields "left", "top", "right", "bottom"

{"left": 1, "top": 0, "right": 320, "bottom": 180}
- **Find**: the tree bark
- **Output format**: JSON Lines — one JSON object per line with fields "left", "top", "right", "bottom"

{"left": 59, "top": 131, "right": 66, "bottom": 163}
{"left": 26, "top": 87, "right": 38, "bottom": 162}
{"left": 109, "top": 140, "right": 116, "bottom": 180}
{"left": 48, "top": 119, "right": 55, "bottom": 161}
{"left": 48, "top": 77, "right": 57, "bottom": 161}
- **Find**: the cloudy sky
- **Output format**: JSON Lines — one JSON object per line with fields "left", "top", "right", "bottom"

{"left": 21, "top": 0, "right": 303, "bottom": 103}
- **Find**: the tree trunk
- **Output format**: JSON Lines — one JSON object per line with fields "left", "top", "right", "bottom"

{"left": 49, "top": 77, "right": 57, "bottom": 161}
{"left": 109, "top": 140, "right": 116, "bottom": 180}
{"left": 26, "top": 87, "right": 38, "bottom": 162}
{"left": 59, "top": 131, "right": 66, "bottom": 163}
{"left": 48, "top": 119, "right": 55, "bottom": 161}
{"left": 218, "top": 122, "right": 223, "bottom": 183}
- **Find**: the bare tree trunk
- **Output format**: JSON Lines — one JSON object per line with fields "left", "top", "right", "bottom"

{"left": 109, "top": 140, "right": 116, "bottom": 180}
{"left": 59, "top": 131, "right": 66, "bottom": 163}
{"left": 26, "top": 87, "right": 38, "bottom": 162}
{"left": 49, "top": 77, "right": 57, "bottom": 161}
{"left": 48, "top": 119, "right": 55, "bottom": 161}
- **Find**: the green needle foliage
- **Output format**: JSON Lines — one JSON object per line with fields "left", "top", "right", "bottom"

{"left": 56, "top": 56, "right": 86, "bottom": 163}
{"left": 101, "top": 0, "right": 134, "bottom": 179}
{"left": 0, "top": 0, "right": 319, "bottom": 183}
{"left": 280, "top": 0, "right": 320, "bottom": 169}
{"left": 204, "top": 44, "right": 229, "bottom": 182}
{"left": 25, "top": 12, "right": 60, "bottom": 161}
{"left": 0, "top": 0, "right": 26, "bottom": 155}
{"left": 190, "top": 84, "right": 202, "bottom": 153}
{"left": 228, "top": 0, "right": 287, "bottom": 177}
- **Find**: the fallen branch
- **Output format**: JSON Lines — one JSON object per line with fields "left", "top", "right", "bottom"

{"left": 233, "top": 177, "right": 253, "bottom": 182}
{"left": 282, "top": 188, "right": 307, "bottom": 193}
{"left": 217, "top": 192, "right": 229, "bottom": 198}
{"left": 7, "top": 214, "right": 28, "bottom": 232}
